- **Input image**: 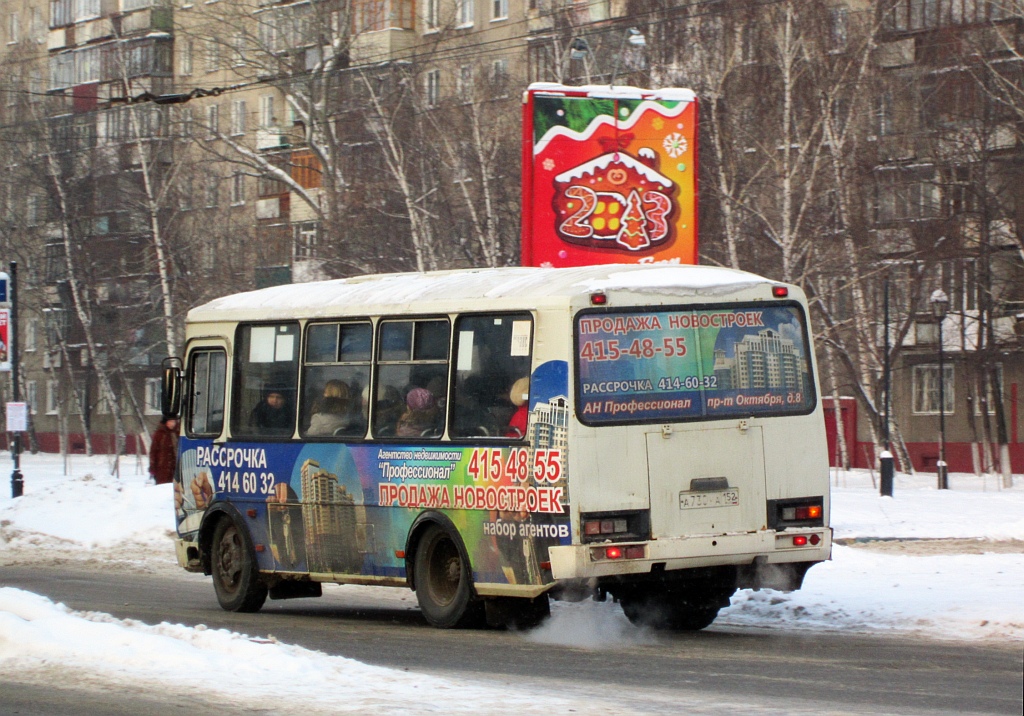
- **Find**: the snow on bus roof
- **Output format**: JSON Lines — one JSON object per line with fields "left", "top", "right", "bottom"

{"left": 188, "top": 264, "right": 769, "bottom": 321}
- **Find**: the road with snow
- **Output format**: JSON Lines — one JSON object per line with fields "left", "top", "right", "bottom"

{"left": 1, "top": 454, "right": 1023, "bottom": 714}
{"left": 2, "top": 564, "right": 1022, "bottom": 715}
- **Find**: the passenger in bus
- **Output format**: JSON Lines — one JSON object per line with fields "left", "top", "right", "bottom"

{"left": 452, "top": 374, "right": 497, "bottom": 436}
{"left": 373, "top": 385, "right": 405, "bottom": 436}
{"left": 505, "top": 377, "right": 530, "bottom": 438}
{"left": 307, "top": 380, "right": 355, "bottom": 436}
{"left": 396, "top": 387, "right": 440, "bottom": 437}
{"left": 250, "top": 385, "right": 293, "bottom": 435}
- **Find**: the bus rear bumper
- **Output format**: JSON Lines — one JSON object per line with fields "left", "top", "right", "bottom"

{"left": 548, "top": 528, "right": 832, "bottom": 581}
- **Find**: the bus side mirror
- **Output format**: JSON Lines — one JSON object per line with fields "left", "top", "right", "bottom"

{"left": 162, "top": 357, "right": 183, "bottom": 419}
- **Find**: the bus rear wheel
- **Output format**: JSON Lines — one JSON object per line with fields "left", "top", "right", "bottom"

{"left": 620, "top": 590, "right": 722, "bottom": 631}
{"left": 211, "top": 517, "right": 268, "bottom": 613}
{"left": 413, "top": 525, "right": 483, "bottom": 628}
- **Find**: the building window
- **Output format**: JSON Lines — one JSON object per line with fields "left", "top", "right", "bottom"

{"left": 46, "top": 380, "right": 59, "bottom": 414}
{"left": 877, "top": 91, "right": 894, "bottom": 136}
{"left": 8, "top": 12, "right": 20, "bottom": 44}
{"left": 231, "top": 32, "right": 245, "bottom": 66}
{"left": 259, "top": 94, "right": 275, "bottom": 127}
{"left": 145, "top": 377, "right": 162, "bottom": 415}
{"left": 457, "top": 65, "right": 473, "bottom": 102}
{"left": 355, "top": 0, "right": 386, "bottom": 31}
{"left": 973, "top": 364, "right": 1004, "bottom": 416}
{"left": 180, "top": 40, "right": 193, "bottom": 75}
{"left": 206, "top": 103, "right": 219, "bottom": 138}
{"left": 424, "top": 0, "right": 439, "bottom": 31}
{"left": 295, "top": 221, "right": 319, "bottom": 259}
{"left": 205, "top": 39, "right": 220, "bottom": 73}
{"left": 204, "top": 176, "right": 219, "bottom": 207}
{"left": 26, "top": 381, "right": 38, "bottom": 414}
{"left": 528, "top": 42, "right": 556, "bottom": 83}
{"left": 25, "top": 318, "right": 38, "bottom": 351}
{"left": 231, "top": 99, "right": 247, "bottom": 135}
{"left": 230, "top": 172, "right": 246, "bottom": 205}
{"left": 425, "top": 69, "right": 440, "bottom": 107}
{"left": 875, "top": 167, "right": 941, "bottom": 223}
{"left": 829, "top": 5, "right": 848, "bottom": 52}
{"left": 912, "top": 364, "right": 954, "bottom": 415}
{"left": 457, "top": 0, "right": 473, "bottom": 26}
{"left": 492, "top": 0, "right": 507, "bottom": 20}
{"left": 178, "top": 176, "right": 193, "bottom": 211}
{"left": 75, "top": 0, "right": 100, "bottom": 22}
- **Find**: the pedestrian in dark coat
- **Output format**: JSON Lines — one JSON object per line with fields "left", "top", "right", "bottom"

{"left": 149, "top": 416, "right": 178, "bottom": 485}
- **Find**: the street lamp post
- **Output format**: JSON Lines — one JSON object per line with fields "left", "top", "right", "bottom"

{"left": 609, "top": 28, "right": 646, "bottom": 87}
{"left": 930, "top": 289, "right": 949, "bottom": 490}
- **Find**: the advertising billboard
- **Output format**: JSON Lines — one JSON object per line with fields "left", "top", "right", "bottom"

{"left": 521, "top": 83, "right": 698, "bottom": 268}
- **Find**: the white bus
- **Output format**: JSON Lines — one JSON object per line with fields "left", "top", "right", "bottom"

{"left": 164, "top": 264, "right": 831, "bottom": 630}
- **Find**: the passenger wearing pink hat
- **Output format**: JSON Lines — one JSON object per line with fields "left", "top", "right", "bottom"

{"left": 396, "top": 387, "right": 440, "bottom": 437}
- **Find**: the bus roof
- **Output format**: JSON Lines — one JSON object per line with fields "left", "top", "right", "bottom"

{"left": 187, "top": 264, "right": 776, "bottom": 323}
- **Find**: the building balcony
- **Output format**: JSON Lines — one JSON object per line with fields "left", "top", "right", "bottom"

{"left": 349, "top": 28, "right": 417, "bottom": 64}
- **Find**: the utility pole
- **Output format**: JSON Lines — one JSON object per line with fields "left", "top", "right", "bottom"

{"left": 880, "top": 275, "right": 894, "bottom": 497}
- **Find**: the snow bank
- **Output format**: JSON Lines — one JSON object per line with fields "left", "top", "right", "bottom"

{"left": 0, "top": 587, "right": 574, "bottom": 715}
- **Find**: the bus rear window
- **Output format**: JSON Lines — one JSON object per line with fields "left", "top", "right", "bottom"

{"left": 575, "top": 304, "right": 815, "bottom": 424}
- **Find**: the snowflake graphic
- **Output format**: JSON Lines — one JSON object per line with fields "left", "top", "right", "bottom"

{"left": 542, "top": 158, "right": 555, "bottom": 171}
{"left": 663, "top": 133, "right": 688, "bottom": 158}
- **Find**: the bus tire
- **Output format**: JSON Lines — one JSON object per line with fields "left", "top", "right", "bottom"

{"left": 211, "top": 517, "right": 268, "bottom": 613}
{"left": 620, "top": 591, "right": 720, "bottom": 631}
{"left": 413, "top": 524, "right": 483, "bottom": 628}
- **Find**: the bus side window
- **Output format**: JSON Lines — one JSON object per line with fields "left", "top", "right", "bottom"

{"left": 450, "top": 313, "right": 533, "bottom": 439}
{"left": 301, "top": 322, "right": 371, "bottom": 439}
{"left": 374, "top": 319, "right": 450, "bottom": 439}
{"left": 189, "top": 350, "right": 226, "bottom": 437}
{"left": 232, "top": 323, "right": 300, "bottom": 438}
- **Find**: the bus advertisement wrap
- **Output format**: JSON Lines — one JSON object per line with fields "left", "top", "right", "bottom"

{"left": 521, "top": 84, "right": 698, "bottom": 268}
{"left": 576, "top": 305, "right": 815, "bottom": 423}
{"left": 175, "top": 362, "right": 571, "bottom": 588}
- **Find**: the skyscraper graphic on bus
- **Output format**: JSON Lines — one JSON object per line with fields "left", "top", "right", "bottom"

{"left": 300, "top": 458, "right": 363, "bottom": 573}
{"left": 528, "top": 395, "right": 568, "bottom": 454}
{"left": 713, "top": 328, "right": 806, "bottom": 391}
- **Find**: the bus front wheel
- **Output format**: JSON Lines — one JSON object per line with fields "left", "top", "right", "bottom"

{"left": 211, "top": 517, "right": 268, "bottom": 613}
{"left": 413, "top": 525, "right": 483, "bottom": 628}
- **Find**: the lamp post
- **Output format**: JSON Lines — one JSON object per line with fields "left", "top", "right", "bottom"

{"left": 930, "top": 289, "right": 949, "bottom": 490}
{"left": 609, "top": 28, "right": 646, "bottom": 87}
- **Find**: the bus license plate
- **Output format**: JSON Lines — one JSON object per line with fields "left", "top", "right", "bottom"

{"left": 679, "top": 489, "right": 739, "bottom": 510}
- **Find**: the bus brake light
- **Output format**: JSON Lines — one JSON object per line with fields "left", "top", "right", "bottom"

{"left": 792, "top": 535, "right": 808, "bottom": 546}
{"left": 772, "top": 285, "right": 789, "bottom": 298}
{"left": 590, "top": 292, "right": 607, "bottom": 305}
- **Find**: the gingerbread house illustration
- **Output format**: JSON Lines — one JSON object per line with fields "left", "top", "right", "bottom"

{"left": 552, "top": 148, "right": 678, "bottom": 251}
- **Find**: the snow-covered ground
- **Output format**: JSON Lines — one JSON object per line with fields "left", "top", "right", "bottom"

{"left": 1, "top": 452, "right": 1022, "bottom": 712}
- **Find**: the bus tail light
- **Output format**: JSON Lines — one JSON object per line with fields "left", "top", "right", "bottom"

{"left": 590, "top": 544, "right": 646, "bottom": 561}
{"left": 769, "top": 498, "right": 825, "bottom": 529}
{"left": 792, "top": 535, "right": 808, "bottom": 546}
{"left": 580, "top": 510, "right": 650, "bottom": 544}
{"left": 772, "top": 285, "right": 789, "bottom": 298}
{"left": 590, "top": 292, "right": 607, "bottom": 305}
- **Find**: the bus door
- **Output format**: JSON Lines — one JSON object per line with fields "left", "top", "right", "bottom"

{"left": 646, "top": 423, "right": 766, "bottom": 538}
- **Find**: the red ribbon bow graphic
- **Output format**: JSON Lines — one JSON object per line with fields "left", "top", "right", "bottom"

{"left": 597, "top": 133, "right": 635, "bottom": 152}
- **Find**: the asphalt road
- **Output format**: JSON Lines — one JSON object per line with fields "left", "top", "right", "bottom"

{"left": 1, "top": 565, "right": 1021, "bottom": 715}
